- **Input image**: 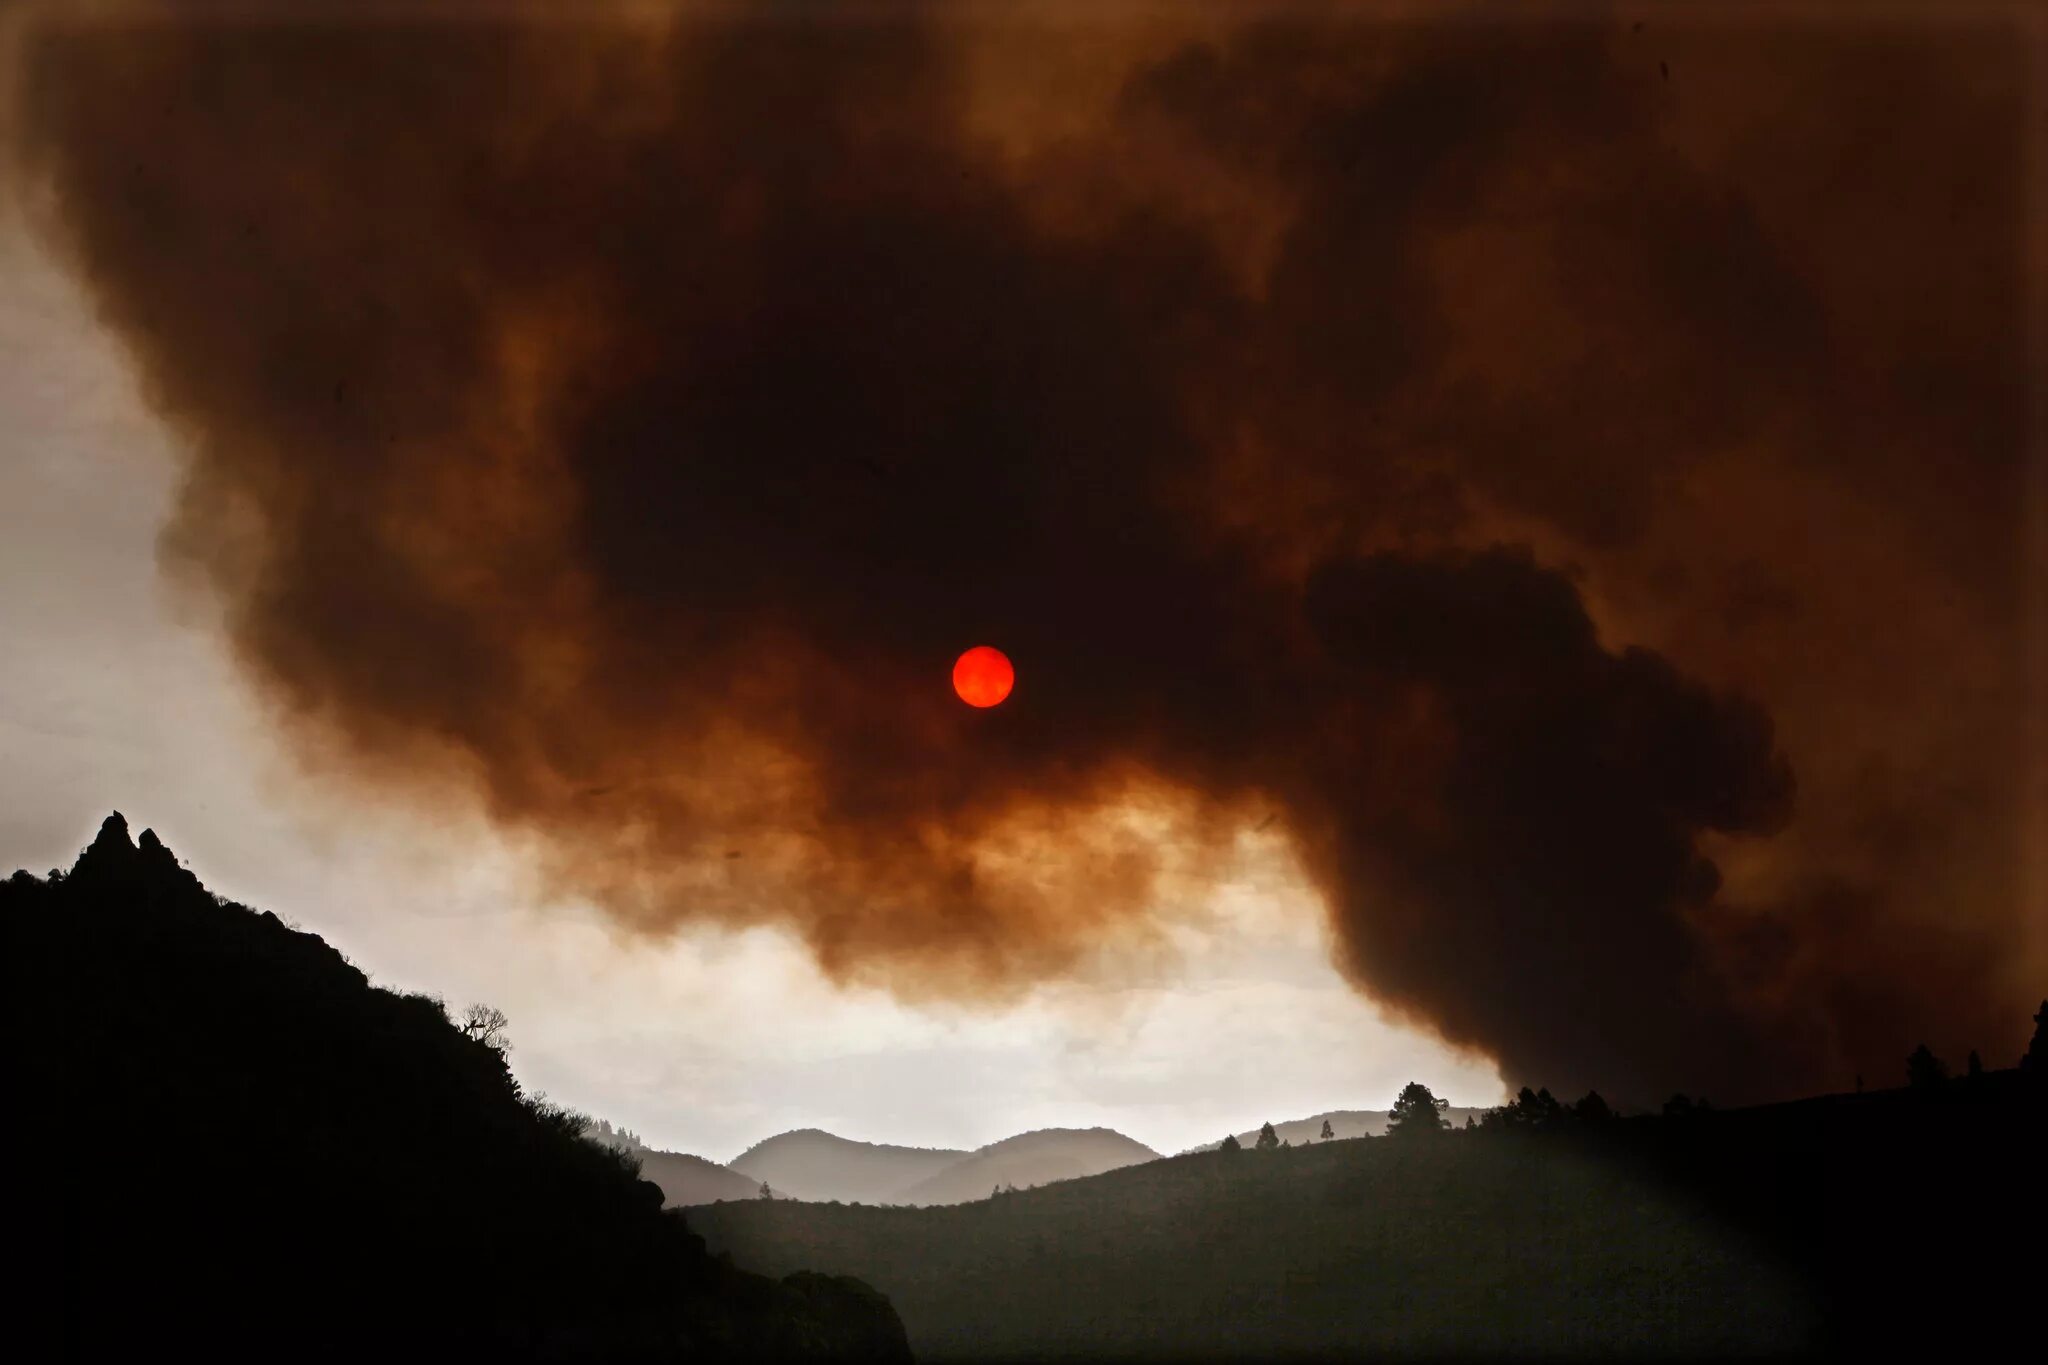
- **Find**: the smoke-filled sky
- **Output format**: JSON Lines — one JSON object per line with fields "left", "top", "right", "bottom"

{"left": 3, "top": 1, "right": 2043, "bottom": 1147}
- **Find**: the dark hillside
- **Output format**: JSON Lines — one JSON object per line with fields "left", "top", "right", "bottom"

{"left": 6, "top": 814, "right": 909, "bottom": 1362}
{"left": 695, "top": 1072, "right": 2043, "bottom": 1361}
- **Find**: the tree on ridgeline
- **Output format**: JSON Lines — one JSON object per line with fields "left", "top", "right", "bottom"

{"left": 460, "top": 1002, "right": 511, "bottom": 1054}
{"left": 1572, "top": 1091, "right": 1613, "bottom": 1122}
{"left": 1481, "top": 1086, "right": 1567, "bottom": 1131}
{"left": 1219, "top": 1133, "right": 1242, "bottom": 1153}
{"left": 1907, "top": 1043, "right": 1949, "bottom": 1090}
{"left": 1387, "top": 1082, "right": 1449, "bottom": 1138}
{"left": 759, "top": 1181, "right": 773, "bottom": 1200}
{"left": 1256, "top": 1122, "right": 1280, "bottom": 1151}
{"left": 1319, "top": 1119, "right": 1334, "bottom": 1141}
{"left": 1966, "top": 1050, "right": 1983, "bottom": 1080}
{"left": 2024, "top": 1001, "right": 2045, "bottom": 1072}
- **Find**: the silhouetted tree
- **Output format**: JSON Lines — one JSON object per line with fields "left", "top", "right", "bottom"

{"left": 460, "top": 1002, "right": 511, "bottom": 1054}
{"left": 1482, "top": 1086, "right": 1569, "bottom": 1131}
{"left": 760, "top": 1181, "right": 774, "bottom": 1200}
{"left": 1907, "top": 1043, "right": 1949, "bottom": 1089}
{"left": 1256, "top": 1122, "right": 1280, "bottom": 1151}
{"left": 1966, "top": 1050, "right": 1983, "bottom": 1079}
{"left": 1663, "top": 1093, "right": 1696, "bottom": 1118}
{"left": 2024, "top": 1001, "right": 2046, "bottom": 1072}
{"left": 1319, "top": 1119, "right": 1334, "bottom": 1141}
{"left": 1388, "top": 1082, "right": 1449, "bottom": 1138}
{"left": 1220, "top": 1133, "right": 1242, "bottom": 1153}
{"left": 1572, "top": 1090, "right": 1613, "bottom": 1122}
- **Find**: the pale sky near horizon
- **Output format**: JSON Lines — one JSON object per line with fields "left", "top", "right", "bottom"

{"left": 0, "top": 202, "right": 1508, "bottom": 1161}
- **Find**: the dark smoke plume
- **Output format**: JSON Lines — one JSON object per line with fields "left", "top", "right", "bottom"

{"left": 9, "top": 2, "right": 2041, "bottom": 1101}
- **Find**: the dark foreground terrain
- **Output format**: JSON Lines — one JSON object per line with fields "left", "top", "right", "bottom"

{"left": 7, "top": 815, "right": 910, "bottom": 1362}
{"left": 696, "top": 1070, "right": 2043, "bottom": 1361}
{"left": 8, "top": 811, "right": 2038, "bottom": 1363}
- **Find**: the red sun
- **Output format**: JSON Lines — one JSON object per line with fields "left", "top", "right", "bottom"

{"left": 952, "top": 645, "right": 1015, "bottom": 708}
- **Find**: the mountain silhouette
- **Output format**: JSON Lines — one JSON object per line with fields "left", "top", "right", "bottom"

{"left": 638, "top": 1148, "right": 776, "bottom": 1206}
{"left": 727, "top": 1126, "right": 1161, "bottom": 1206}
{"left": 8, "top": 813, "right": 909, "bottom": 1362}
{"left": 897, "top": 1127, "right": 1161, "bottom": 1206}
{"left": 584, "top": 1121, "right": 771, "bottom": 1206}
{"left": 730, "top": 1129, "right": 969, "bottom": 1204}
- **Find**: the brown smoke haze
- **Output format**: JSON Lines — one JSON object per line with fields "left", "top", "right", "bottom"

{"left": 8, "top": 1, "right": 2042, "bottom": 1103}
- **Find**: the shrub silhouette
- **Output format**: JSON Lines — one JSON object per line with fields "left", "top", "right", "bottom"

{"left": 9, "top": 814, "right": 908, "bottom": 1362}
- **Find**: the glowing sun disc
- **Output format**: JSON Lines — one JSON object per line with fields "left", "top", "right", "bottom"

{"left": 952, "top": 645, "right": 1014, "bottom": 708}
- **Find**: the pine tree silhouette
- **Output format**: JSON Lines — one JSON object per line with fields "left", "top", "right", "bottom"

{"left": 1388, "top": 1082, "right": 1450, "bottom": 1137}
{"left": 1907, "top": 1043, "right": 1949, "bottom": 1089}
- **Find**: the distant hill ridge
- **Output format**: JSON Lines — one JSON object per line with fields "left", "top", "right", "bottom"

{"left": 584, "top": 1119, "right": 769, "bottom": 1206}
{"left": 716, "top": 1125, "right": 1161, "bottom": 1207}
{"left": 607, "top": 1111, "right": 1556, "bottom": 1209}
{"left": 692, "top": 1072, "right": 2046, "bottom": 1361}
{"left": 1185, "top": 1106, "right": 1491, "bottom": 1152}
{"left": 638, "top": 1149, "right": 770, "bottom": 1206}
{"left": 897, "top": 1127, "right": 1159, "bottom": 1206}
{"left": 731, "top": 1129, "right": 970, "bottom": 1205}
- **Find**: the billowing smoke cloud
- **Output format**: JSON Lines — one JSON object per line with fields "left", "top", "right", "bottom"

{"left": 9, "top": 2, "right": 2040, "bottom": 1101}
